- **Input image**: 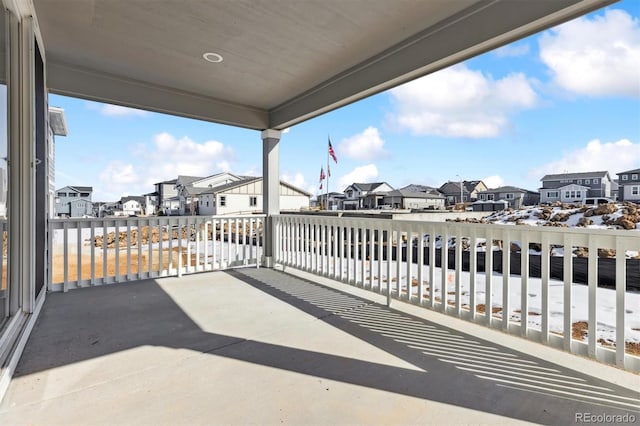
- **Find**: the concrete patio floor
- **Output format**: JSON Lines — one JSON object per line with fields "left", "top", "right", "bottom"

{"left": 0, "top": 268, "right": 638, "bottom": 425}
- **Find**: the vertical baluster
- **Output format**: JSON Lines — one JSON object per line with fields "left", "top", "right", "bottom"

{"left": 587, "top": 235, "right": 597, "bottom": 358}
{"left": 418, "top": 227, "right": 424, "bottom": 304}
{"left": 63, "top": 221, "right": 69, "bottom": 292}
{"left": 615, "top": 237, "right": 626, "bottom": 368}
{"left": 502, "top": 230, "right": 511, "bottom": 330}
{"left": 520, "top": 232, "right": 530, "bottom": 337}
{"left": 469, "top": 229, "right": 477, "bottom": 320}
{"left": 441, "top": 230, "right": 448, "bottom": 313}
{"left": 485, "top": 231, "right": 493, "bottom": 325}
{"left": 126, "top": 220, "right": 132, "bottom": 280}
{"left": 90, "top": 221, "right": 95, "bottom": 285}
{"left": 455, "top": 227, "right": 463, "bottom": 316}
{"left": 115, "top": 221, "right": 120, "bottom": 282}
{"left": 428, "top": 227, "right": 435, "bottom": 308}
{"left": 76, "top": 221, "right": 82, "bottom": 286}
{"left": 563, "top": 233, "right": 573, "bottom": 350}
{"left": 541, "top": 232, "right": 550, "bottom": 343}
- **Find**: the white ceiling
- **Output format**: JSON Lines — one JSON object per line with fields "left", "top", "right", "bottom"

{"left": 32, "top": 0, "right": 617, "bottom": 130}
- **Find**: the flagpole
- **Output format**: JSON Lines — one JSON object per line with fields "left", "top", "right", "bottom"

{"left": 326, "top": 135, "right": 330, "bottom": 210}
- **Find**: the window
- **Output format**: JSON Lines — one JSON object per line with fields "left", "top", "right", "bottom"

{"left": 80, "top": 192, "right": 90, "bottom": 197}
{"left": 220, "top": 196, "right": 226, "bottom": 206}
{"left": 632, "top": 186, "right": 639, "bottom": 196}
{"left": 593, "top": 178, "right": 599, "bottom": 184}
{"left": 633, "top": 174, "right": 638, "bottom": 180}
{"left": 622, "top": 175, "right": 628, "bottom": 181}
{"left": 249, "top": 196, "right": 257, "bottom": 207}
{"left": 576, "top": 191, "right": 581, "bottom": 198}
{"left": 487, "top": 194, "right": 495, "bottom": 201}
{"left": 505, "top": 193, "right": 514, "bottom": 200}
{"left": 57, "top": 192, "right": 66, "bottom": 197}
{"left": 69, "top": 192, "right": 77, "bottom": 197}
{"left": 547, "top": 191, "right": 558, "bottom": 198}
{"left": 206, "top": 201, "right": 209, "bottom": 207}
{"left": 584, "top": 179, "right": 590, "bottom": 184}
{"left": 577, "top": 179, "right": 582, "bottom": 184}
{"left": 565, "top": 191, "right": 571, "bottom": 198}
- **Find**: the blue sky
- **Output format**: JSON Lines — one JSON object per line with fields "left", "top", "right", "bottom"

{"left": 52, "top": 1, "right": 640, "bottom": 201}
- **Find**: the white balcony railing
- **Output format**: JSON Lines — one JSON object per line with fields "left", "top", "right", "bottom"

{"left": 48, "top": 215, "right": 265, "bottom": 292}
{"left": 273, "top": 214, "right": 640, "bottom": 373}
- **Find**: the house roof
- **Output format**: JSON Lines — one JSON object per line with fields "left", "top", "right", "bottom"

{"left": 483, "top": 186, "right": 535, "bottom": 194}
{"left": 438, "top": 181, "right": 468, "bottom": 194}
{"left": 200, "top": 176, "right": 311, "bottom": 197}
{"left": 58, "top": 185, "right": 92, "bottom": 193}
{"left": 155, "top": 178, "right": 177, "bottom": 185}
{"left": 399, "top": 184, "right": 441, "bottom": 195}
{"left": 175, "top": 175, "right": 205, "bottom": 187}
{"left": 48, "top": 106, "right": 68, "bottom": 136}
{"left": 463, "top": 180, "right": 485, "bottom": 192}
{"left": 617, "top": 168, "right": 640, "bottom": 175}
{"left": 385, "top": 189, "right": 444, "bottom": 199}
{"left": 120, "top": 196, "right": 145, "bottom": 204}
{"left": 349, "top": 182, "right": 391, "bottom": 192}
{"left": 541, "top": 171, "right": 609, "bottom": 181}
{"left": 29, "top": 0, "right": 607, "bottom": 131}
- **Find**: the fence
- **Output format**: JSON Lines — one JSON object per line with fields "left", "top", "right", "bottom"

{"left": 273, "top": 214, "right": 640, "bottom": 372}
{"left": 48, "top": 215, "right": 264, "bottom": 292}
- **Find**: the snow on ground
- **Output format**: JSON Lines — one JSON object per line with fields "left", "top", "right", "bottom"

{"left": 483, "top": 202, "right": 640, "bottom": 231}
{"left": 315, "top": 257, "right": 640, "bottom": 348}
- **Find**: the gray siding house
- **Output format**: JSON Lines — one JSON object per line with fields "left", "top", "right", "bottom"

{"left": 540, "top": 171, "right": 611, "bottom": 204}
{"left": 342, "top": 182, "right": 394, "bottom": 210}
{"left": 617, "top": 168, "right": 640, "bottom": 202}
{"left": 54, "top": 186, "right": 93, "bottom": 217}
{"left": 382, "top": 189, "right": 445, "bottom": 210}
{"left": 477, "top": 186, "right": 539, "bottom": 209}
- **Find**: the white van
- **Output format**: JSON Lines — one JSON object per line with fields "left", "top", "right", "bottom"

{"left": 582, "top": 197, "right": 614, "bottom": 205}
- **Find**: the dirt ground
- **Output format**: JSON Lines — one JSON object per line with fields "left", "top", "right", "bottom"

{"left": 51, "top": 247, "right": 196, "bottom": 283}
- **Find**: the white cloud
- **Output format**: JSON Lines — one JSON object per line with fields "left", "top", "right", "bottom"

{"left": 388, "top": 64, "right": 537, "bottom": 138}
{"left": 338, "top": 164, "right": 379, "bottom": 191}
{"left": 539, "top": 9, "right": 640, "bottom": 97}
{"left": 96, "top": 132, "right": 235, "bottom": 200}
{"left": 493, "top": 43, "right": 530, "bottom": 58}
{"left": 281, "top": 171, "right": 316, "bottom": 195}
{"left": 483, "top": 175, "right": 505, "bottom": 189}
{"left": 99, "top": 104, "right": 150, "bottom": 117}
{"left": 529, "top": 139, "right": 640, "bottom": 179}
{"left": 338, "top": 127, "right": 387, "bottom": 161}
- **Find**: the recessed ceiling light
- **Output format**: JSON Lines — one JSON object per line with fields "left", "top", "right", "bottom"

{"left": 203, "top": 52, "right": 223, "bottom": 63}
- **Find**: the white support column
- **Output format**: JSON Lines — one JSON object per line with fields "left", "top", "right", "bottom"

{"left": 261, "top": 129, "right": 281, "bottom": 268}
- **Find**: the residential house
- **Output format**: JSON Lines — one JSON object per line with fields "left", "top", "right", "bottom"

{"left": 176, "top": 173, "right": 242, "bottom": 215}
{"left": 342, "top": 182, "right": 394, "bottom": 210}
{"left": 382, "top": 189, "right": 445, "bottom": 210}
{"left": 463, "top": 180, "right": 488, "bottom": 201}
{"left": 154, "top": 179, "right": 179, "bottom": 214}
{"left": 48, "top": 107, "right": 68, "bottom": 218}
{"left": 119, "top": 196, "right": 145, "bottom": 216}
{"left": 438, "top": 180, "right": 487, "bottom": 205}
{"left": 142, "top": 192, "right": 158, "bottom": 216}
{"left": 399, "top": 184, "right": 441, "bottom": 196}
{"left": 477, "top": 186, "right": 539, "bottom": 209}
{"left": 316, "top": 192, "right": 345, "bottom": 210}
{"left": 54, "top": 186, "right": 93, "bottom": 217}
{"left": 198, "top": 177, "right": 310, "bottom": 215}
{"left": 611, "top": 180, "right": 619, "bottom": 201}
{"left": 616, "top": 168, "right": 640, "bottom": 202}
{"left": 539, "top": 171, "right": 612, "bottom": 204}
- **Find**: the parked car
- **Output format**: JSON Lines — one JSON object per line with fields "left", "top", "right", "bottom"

{"left": 582, "top": 197, "right": 614, "bottom": 205}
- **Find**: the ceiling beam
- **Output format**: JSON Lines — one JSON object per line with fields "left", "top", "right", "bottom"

{"left": 47, "top": 61, "right": 270, "bottom": 130}
{"left": 269, "top": 0, "right": 617, "bottom": 130}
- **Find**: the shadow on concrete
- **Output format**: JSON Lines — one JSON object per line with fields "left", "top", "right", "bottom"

{"left": 13, "top": 270, "right": 640, "bottom": 424}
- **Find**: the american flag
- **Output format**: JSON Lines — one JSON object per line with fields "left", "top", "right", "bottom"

{"left": 328, "top": 138, "right": 337, "bottom": 163}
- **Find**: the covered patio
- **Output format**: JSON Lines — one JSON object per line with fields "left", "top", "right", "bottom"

{"left": 1, "top": 0, "right": 638, "bottom": 422}
{"left": 1, "top": 268, "right": 638, "bottom": 424}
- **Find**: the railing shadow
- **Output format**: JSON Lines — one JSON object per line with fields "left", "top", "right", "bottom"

{"left": 11, "top": 270, "right": 639, "bottom": 424}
